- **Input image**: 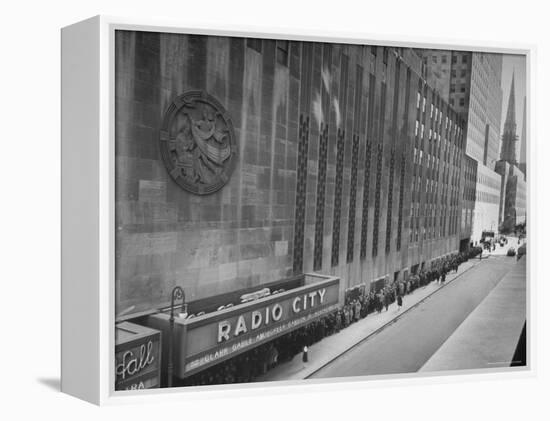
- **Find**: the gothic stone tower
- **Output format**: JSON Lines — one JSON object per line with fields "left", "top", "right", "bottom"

{"left": 500, "top": 73, "right": 518, "bottom": 165}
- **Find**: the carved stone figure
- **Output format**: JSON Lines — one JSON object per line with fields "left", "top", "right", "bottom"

{"left": 160, "top": 91, "right": 237, "bottom": 195}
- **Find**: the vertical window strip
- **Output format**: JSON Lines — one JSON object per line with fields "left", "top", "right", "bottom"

{"left": 360, "top": 141, "right": 373, "bottom": 259}
{"left": 396, "top": 155, "right": 406, "bottom": 250}
{"left": 331, "top": 53, "right": 349, "bottom": 268}
{"left": 360, "top": 73, "right": 376, "bottom": 259}
{"left": 292, "top": 114, "right": 310, "bottom": 274}
{"left": 313, "top": 124, "right": 329, "bottom": 271}
{"left": 372, "top": 81, "right": 386, "bottom": 257}
{"left": 346, "top": 64, "right": 363, "bottom": 263}
{"left": 331, "top": 128, "right": 345, "bottom": 267}
{"left": 385, "top": 149, "right": 396, "bottom": 254}
{"left": 372, "top": 143, "right": 383, "bottom": 257}
{"left": 347, "top": 133, "right": 360, "bottom": 262}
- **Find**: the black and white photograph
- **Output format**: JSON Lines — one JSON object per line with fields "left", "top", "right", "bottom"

{"left": 114, "top": 30, "right": 528, "bottom": 391}
{"left": 4, "top": 0, "right": 550, "bottom": 418}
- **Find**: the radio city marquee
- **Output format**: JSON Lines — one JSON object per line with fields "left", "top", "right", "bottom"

{"left": 181, "top": 276, "right": 340, "bottom": 376}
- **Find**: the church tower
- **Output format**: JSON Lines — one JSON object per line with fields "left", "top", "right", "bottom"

{"left": 519, "top": 96, "right": 527, "bottom": 176}
{"left": 500, "top": 73, "right": 518, "bottom": 165}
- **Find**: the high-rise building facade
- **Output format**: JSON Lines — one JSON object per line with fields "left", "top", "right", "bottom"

{"left": 115, "top": 35, "right": 468, "bottom": 317}
{"left": 114, "top": 32, "right": 467, "bottom": 383}
{"left": 418, "top": 50, "right": 503, "bottom": 242}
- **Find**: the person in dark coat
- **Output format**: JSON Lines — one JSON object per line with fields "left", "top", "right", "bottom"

{"left": 384, "top": 291, "right": 390, "bottom": 311}
{"left": 376, "top": 292, "right": 383, "bottom": 313}
{"left": 335, "top": 310, "right": 342, "bottom": 332}
{"left": 397, "top": 294, "right": 403, "bottom": 311}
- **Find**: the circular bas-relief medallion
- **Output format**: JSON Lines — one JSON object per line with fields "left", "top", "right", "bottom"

{"left": 159, "top": 90, "right": 237, "bottom": 195}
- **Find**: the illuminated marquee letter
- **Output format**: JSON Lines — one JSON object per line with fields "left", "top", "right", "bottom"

{"left": 234, "top": 315, "right": 248, "bottom": 336}
{"left": 218, "top": 320, "right": 231, "bottom": 343}
{"left": 292, "top": 297, "right": 301, "bottom": 313}
{"left": 251, "top": 310, "right": 262, "bottom": 329}
{"left": 272, "top": 304, "right": 283, "bottom": 321}
{"left": 318, "top": 288, "right": 326, "bottom": 303}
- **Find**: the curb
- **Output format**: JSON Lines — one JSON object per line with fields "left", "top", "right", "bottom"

{"left": 303, "top": 258, "right": 482, "bottom": 379}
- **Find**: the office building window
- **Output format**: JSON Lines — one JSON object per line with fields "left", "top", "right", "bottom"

{"left": 442, "top": 55, "right": 447, "bottom": 64}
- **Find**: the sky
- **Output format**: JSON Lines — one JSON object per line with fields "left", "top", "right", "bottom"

{"left": 500, "top": 54, "right": 527, "bottom": 158}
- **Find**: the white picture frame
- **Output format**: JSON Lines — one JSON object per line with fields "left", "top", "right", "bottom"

{"left": 61, "top": 15, "right": 534, "bottom": 405}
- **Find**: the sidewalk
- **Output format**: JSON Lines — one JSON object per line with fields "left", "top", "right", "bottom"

{"left": 255, "top": 257, "right": 482, "bottom": 382}
{"left": 419, "top": 257, "right": 526, "bottom": 372}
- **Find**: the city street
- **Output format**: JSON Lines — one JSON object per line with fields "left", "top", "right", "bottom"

{"left": 309, "top": 255, "right": 522, "bottom": 379}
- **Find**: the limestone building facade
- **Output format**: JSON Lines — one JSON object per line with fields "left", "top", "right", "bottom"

{"left": 115, "top": 32, "right": 467, "bottom": 320}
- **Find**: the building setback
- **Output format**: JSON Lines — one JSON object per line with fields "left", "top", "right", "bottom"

{"left": 115, "top": 32, "right": 467, "bottom": 362}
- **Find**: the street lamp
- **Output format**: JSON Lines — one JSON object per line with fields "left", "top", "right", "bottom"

{"left": 168, "top": 286, "right": 186, "bottom": 388}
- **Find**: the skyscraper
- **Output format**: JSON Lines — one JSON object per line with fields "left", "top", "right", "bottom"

{"left": 418, "top": 50, "right": 503, "bottom": 243}
{"left": 500, "top": 73, "right": 518, "bottom": 165}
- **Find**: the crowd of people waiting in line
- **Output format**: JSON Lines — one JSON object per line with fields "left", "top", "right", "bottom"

{"left": 180, "top": 247, "right": 483, "bottom": 387}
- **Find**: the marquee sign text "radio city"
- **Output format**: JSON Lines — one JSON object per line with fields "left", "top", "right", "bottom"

{"left": 217, "top": 288, "right": 327, "bottom": 343}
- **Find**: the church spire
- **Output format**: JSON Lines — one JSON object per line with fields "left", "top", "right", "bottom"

{"left": 504, "top": 72, "right": 516, "bottom": 134}
{"left": 500, "top": 72, "right": 518, "bottom": 164}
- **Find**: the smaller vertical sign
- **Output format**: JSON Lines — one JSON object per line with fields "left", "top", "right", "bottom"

{"left": 115, "top": 322, "right": 162, "bottom": 391}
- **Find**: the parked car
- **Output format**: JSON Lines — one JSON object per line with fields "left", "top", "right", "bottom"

{"left": 507, "top": 247, "right": 516, "bottom": 257}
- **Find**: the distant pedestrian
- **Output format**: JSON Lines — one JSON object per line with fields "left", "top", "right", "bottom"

{"left": 397, "top": 295, "right": 403, "bottom": 311}
{"left": 377, "top": 293, "right": 384, "bottom": 313}
{"left": 441, "top": 273, "right": 446, "bottom": 284}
